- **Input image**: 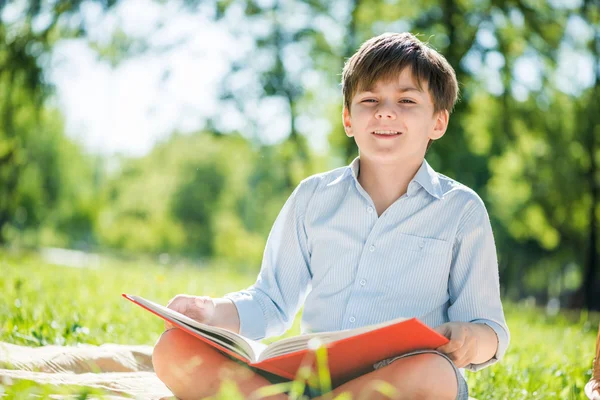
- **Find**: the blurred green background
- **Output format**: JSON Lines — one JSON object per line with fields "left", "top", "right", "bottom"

{"left": 0, "top": 0, "right": 598, "bottom": 312}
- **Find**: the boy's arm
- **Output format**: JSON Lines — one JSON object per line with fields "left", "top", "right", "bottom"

{"left": 442, "top": 197, "right": 510, "bottom": 371}
{"left": 211, "top": 298, "right": 241, "bottom": 334}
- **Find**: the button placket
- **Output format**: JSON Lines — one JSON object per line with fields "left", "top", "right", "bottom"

{"left": 343, "top": 212, "right": 384, "bottom": 329}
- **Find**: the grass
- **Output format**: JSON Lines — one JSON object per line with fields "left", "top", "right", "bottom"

{"left": 0, "top": 250, "right": 598, "bottom": 399}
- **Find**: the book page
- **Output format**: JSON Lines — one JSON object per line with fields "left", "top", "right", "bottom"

{"left": 259, "top": 316, "right": 409, "bottom": 361}
{"left": 128, "top": 295, "right": 267, "bottom": 362}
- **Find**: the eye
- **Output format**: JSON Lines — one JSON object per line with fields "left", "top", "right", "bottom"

{"left": 399, "top": 99, "right": 416, "bottom": 104}
{"left": 361, "top": 99, "right": 377, "bottom": 103}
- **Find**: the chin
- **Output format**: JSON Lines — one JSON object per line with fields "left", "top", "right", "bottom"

{"left": 362, "top": 152, "right": 406, "bottom": 164}
{"left": 360, "top": 150, "right": 425, "bottom": 166}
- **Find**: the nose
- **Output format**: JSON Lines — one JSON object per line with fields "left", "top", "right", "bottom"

{"left": 375, "top": 102, "right": 396, "bottom": 120}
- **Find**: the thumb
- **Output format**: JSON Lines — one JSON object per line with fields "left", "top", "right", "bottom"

{"left": 194, "top": 296, "right": 214, "bottom": 311}
{"left": 434, "top": 324, "right": 450, "bottom": 338}
{"left": 188, "top": 296, "right": 214, "bottom": 323}
{"left": 194, "top": 297, "right": 207, "bottom": 307}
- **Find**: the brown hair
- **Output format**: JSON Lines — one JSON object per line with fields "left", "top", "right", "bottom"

{"left": 342, "top": 32, "right": 459, "bottom": 114}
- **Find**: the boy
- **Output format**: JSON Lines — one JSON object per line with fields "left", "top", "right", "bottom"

{"left": 152, "top": 32, "right": 509, "bottom": 400}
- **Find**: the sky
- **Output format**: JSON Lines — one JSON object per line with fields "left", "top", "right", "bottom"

{"left": 2, "top": 0, "right": 595, "bottom": 157}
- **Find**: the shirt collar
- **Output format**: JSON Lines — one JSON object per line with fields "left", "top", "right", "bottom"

{"left": 350, "top": 156, "right": 360, "bottom": 180}
{"left": 327, "top": 157, "right": 443, "bottom": 200}
{"left": 326, "top": 157, "right": 359, "bottom": 186}
{"left": 412, "top": 159, "right": 444, "bottom": 199}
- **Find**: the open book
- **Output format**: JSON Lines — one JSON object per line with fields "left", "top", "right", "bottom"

{"left": 124, "top": 294, "right": 449, "bottom": 383}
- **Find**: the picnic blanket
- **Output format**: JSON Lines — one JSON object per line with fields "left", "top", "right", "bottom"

{"left": 0, "top": 342, "right": 480, "bottom": 399}
{"left": 0, "top": 342, "right": 173, "bottom": 399}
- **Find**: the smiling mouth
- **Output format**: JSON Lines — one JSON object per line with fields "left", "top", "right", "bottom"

{"left": 371, "top": 130, "right": 402, "bottom": 136}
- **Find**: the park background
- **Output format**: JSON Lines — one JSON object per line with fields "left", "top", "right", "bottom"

{"left": 1, "top": 0, "right": 599, "bottom": 398}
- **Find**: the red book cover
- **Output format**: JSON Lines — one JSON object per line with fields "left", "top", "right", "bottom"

{"left": 124, "top": 294, "right": 449, "bottom": 385}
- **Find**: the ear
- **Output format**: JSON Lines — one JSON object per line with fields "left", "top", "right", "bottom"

{"left": 342, "top": 107, "right": 353, "bottom": 137}
{"left": 430, "top": 110, "right": 449, "bottom": 140}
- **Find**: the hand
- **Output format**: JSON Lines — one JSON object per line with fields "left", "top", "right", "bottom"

{"left": 164, "top": 294, "right": 216, "bottom": 330}
{"left": 434, "top": 322, "right": 478, "bottom": 368}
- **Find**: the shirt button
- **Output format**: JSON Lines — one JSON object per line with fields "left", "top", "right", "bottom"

{"left": 359, "top": 279, "right": 366, "bottom": 286}
{"left": 367, "top": 206, "right": 374, "bottom": 213}
{"left": 369, "top": 245, "right": 375, "bottom": 252}
{"left": 419, "top": 240, "right": 425, "bottom": 248}
{"left": 349, "top": 317, "right": 356, "bottom": 323}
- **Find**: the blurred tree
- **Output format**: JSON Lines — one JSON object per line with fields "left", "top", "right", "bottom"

{"left": 0, "top": 0, "right": 118, "bottom": 244}
{"left": 30, "top": 110, "right": 101, "bottom": 249}
{"left": 97, "top": 131, "right": 268, "bottom": 264}
{"left": 0, "top": 106, "right": 99, "bottom": 249}
{"left": 483, "top": 2, "right": 599, "bottom": 310}
{"left": 326, "top": 0, "right": 361, "bottom": 164}
{"left": 172, "top": 163, "right": 225, "bottom": 256}
{"left": 202, "top": 0, "right": 336, "bottom": 188}
{"left": 577, "top": 0, "right": 599, "bottom": 310}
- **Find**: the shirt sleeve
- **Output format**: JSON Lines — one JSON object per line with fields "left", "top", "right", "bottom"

{"left": 447, "top": 197, "right": 510, "bottom": 372}
{"left": 223, "top": 180, "right": 314, "bottom": 340}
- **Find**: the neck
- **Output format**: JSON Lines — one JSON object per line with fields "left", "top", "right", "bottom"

{"left": 357, "top": 156, "right": 423, "bottom": 205}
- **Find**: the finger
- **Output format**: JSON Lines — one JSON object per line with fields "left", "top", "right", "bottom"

{"left": 445, "top": 346, "right": 467, "bottom": 365}
{"left": 454, "top": 338, "right": 478, "bottom": 368}
{"left": 453, "top": 350, "right": 470, "bottom": 368}
{"left": 186, "top": 298, "right": 213, "bottom": 322}
{"left": 441, "top": 328, "right": 468, "bottom": 351}
{"left": 167, "top": 296, "right": 193, "bottom": 315}
{"left": 168, "top": 296, "right": 210, "bottom": 323}
{"left": 436, "top": 339, "right": 463, "bottom": 354}
{"left": 195, "top": 296, "right": 212, "bottom": 307}
{"left": 449, "top": 337, "right": 473, "bottom": 367}
{"left": 166, "top": 294, "right": 188, "bottom": 308}
{"left": 164, "top": 296, "right": 193, "bottom": 329}
{"left": 166, "top": 295, "right": 185, "bottom": 308}
{"left": 433, "top": 325, "right": 449, "bottom": 337}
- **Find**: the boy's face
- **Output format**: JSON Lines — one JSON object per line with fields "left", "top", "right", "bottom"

{"left": 343, "top": 67, "right": 449, "bottom": 165}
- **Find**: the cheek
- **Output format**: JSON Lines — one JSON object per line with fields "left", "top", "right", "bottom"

{"left": 404, "top": 110, "right": 433, "bottom": 128}
{"left": 352, "top": 107, "right": 373, "bottom": 122}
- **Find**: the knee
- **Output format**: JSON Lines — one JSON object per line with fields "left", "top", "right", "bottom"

{"left": 408, "top": 352, "right": 454, "bottom": 372}
{"left": 153, "top": 329, "right": 223, "bottom": 398}
{"left": 152, "top": 329, "right": 176, "bottom": 394}
{"left": 152, "top": 329, "right": 205, "bottom": 383}
{"left": 389, "top": 353, "right": 458, "bottom": 399}
{"left": 153, "top": 329, "right": 182, "bottom": 377}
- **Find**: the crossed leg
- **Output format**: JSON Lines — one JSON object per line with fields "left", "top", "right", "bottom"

{"left": 152, "top": 329, "right": 287, "bottom": 400}
{"left": 153, "top": 328, "right": 458, "bottom": 400}
{"left": 313, "top": 353, "right": 458, "bottom": 400}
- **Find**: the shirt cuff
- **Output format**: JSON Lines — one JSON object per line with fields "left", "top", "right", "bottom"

{"left": 465, "top": 319, "right": 510, "bottom": 372}
{"left": 223, "top": 291, "right": 266, "bottom": 340}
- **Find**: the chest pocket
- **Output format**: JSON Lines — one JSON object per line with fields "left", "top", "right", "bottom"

{"left": 378, "top": 232, "right": 452, "bottom": 296}
{"left": 395, "top": 233, "right": 450, "bottom": 255}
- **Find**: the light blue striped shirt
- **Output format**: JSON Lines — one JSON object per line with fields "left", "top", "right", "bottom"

{"left": 226, "top": 157, "right": 509, "bottom": 371}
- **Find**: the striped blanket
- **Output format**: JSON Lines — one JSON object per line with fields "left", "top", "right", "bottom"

{"left": 0, "top": 342, "right": 173, "bottom": 399}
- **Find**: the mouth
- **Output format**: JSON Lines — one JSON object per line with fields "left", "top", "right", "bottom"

{"left": 371, "top": 130, "right": 402, "bottom": 137}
